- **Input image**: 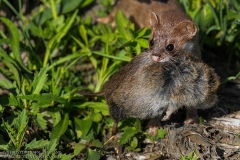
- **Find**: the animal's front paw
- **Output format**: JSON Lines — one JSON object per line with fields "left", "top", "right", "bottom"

{"left": 184, "top": 117, "right": 199, "bottom": 124}
{"left": 161, "top": 107, "right": 176, "bottom": 121}
{"left": 184, "top": 108, "right": 199, "bottom": 124}
{"left": 146, "top": 118, "right": 162, "bottom": 136}
{"left": 162, "top": 114, "right": 171, "bottom": 121}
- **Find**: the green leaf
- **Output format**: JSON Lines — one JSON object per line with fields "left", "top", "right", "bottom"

{"left": 135, "top": 28, "right": 148, "bottom": 38}
{"left": 71, "top": 35, "right": 87, "bottom": 49}
{"left": 13, "top": 109, "right": 27, "bottom": 130}
{"left": 134, "top": 42, "right": 141, "bottom": 55}
{"left": 0, "top": 48, "right": 19, "bottom": 68}
{"left": 8, "top": 93, "right": 20, "bottom": 106}
{"left": 120, "top": 118, "right": 141, "bottom": 131}
{"left": 58, "top": 154, "right": 75, "bottom": 160}
{"left": 130, "top": 137, "right": 138, "bottom": 149}
{"left": 206, "top": 0, "right": 220, "bottom": 28}
{"left": 48, "top": 51, "right": 88, "bottom": 70}
{"left": 74, "top": 117, "right": 92, "bottom": 136}
{"left": 92, "top": 51, "right": 131, "bottom": 62}
{"left": 0, "top": 17, "right": 31, "bottom": 73}
{"left": 116, "top": 37, "right": 131, "bottom": 48}
{"left": 100, "top": 33, "right": 116, "bottom": 43}
{"left": 5, "top": 109, "right": 28, "bottom": 150}
{"left": 89, "top": 55, "right": 98, "bottom": 69}
{"left": 74, "top": 143, "right": 85, "bottom": 155}
{"left": 1, "top": 58, "right": 21, "bottom": 87}
{"left": 115, "top": 10, "right": 131, "bottom": 39}
{"left": 180, "top": 155, "right": 186, "bottom": 160}
{"left": 91, "top": 112, "right": 102, "bottom": 122}
{"left": 52, "top": 111, "right": 61, "bottom": 127}
{"left": 50, "top": 113, "right": 69, "bottom": 140}
{"left": 0, "top": 105, "right": 4, "bottom": 115}
{"left": 119, "top": 127, "right": 138, "bottom": 145}
{"left": 81, "top": 0, "right": 94, "bottom": 8}
{"left": 0, "top": 38, "right": 10, "bottom": 44}
{"left": 206, "top": 25, "right": 221, "bottom": 34}
{"left": 31, "top": 100, "right": 52, "bottom": 109}
{"left": 18, "top": 93, "right": 66, "bottom": 104}
{"left": 78, "top": 102, "right": 109, "bottom": 115}
{"left": 100, "top": 61, "right": 123, "bottom": 90}
{"left": 199, "top": 117, "right": 204, "bottom": 124}
{"left": 31, "top": 65, "right": 48, "bottom": 94}
{"left": 65, "top": 87, "right": 79, "bottom": 107}
{"left": 46, "top": 138, "right": 58, "bottom": 155}
{"left": 136, "top": 38, "right": 149, "bottom": 48}
{"left": 79, "top": 24, "right": 88, "bottom": 47}
{"left": 194, "top": 4, "right": 215, "bottom": 31}
{"left": 36, "top": 113, "right": 47, "bottom": 130}
{"left": 16, "top": 119, "right": 28, "bottom": 150}
{"left": 0, "top": 145, "right": 9, "bottom": 150}
{"left": 2, "top": 119, "right": 17, "bottom": 148}
{"left": 187, "top": 151, "right": 193, "bottom": 159}
{"left": 25, "top": 138, "right": 50, "bottom": 150}
{"left": 156, "top": 129, "right": 167, "bottom": 140}
{"left": 87, "top": 149, "right": 100, "bottom": 160}
{"left": 91, "top": 139, "right": 103, "bottom": 148}
{"left": 0, "top": 79, "right": 16, "bottom": 89}
{"left": 99, "top": 0, "right": 112, "bottom": 7}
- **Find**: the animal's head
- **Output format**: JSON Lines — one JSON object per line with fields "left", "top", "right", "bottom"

{"left": 149, "top": 11, "right": 197, "bottom": 62}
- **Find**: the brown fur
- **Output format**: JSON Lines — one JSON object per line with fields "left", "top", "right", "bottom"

{"left": 97, "top": 0, "right": 184, "bottom": 29}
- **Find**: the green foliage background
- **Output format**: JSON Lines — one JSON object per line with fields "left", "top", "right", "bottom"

{"left": 0, "top": 0, "right": 239, "bottom": 159}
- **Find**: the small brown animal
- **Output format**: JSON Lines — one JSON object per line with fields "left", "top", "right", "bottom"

{"left": 97, "top": 0, "right": 184, "bottom": 29}
{"left": 103, "top": 51, "right": 219, "bottom": 135}
{"left": 101, "top": 11, "right": 219, "bottom": 135}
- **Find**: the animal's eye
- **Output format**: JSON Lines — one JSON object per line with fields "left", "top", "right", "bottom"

{"left": 166, "top": 44, "right": 174, "bottom": 52}
{"left": 149, "top": 39, "right": 154, "bottom": 47}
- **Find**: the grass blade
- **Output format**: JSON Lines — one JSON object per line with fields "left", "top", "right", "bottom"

{"left": 92, "top": 51, "right": 131, "bottom": 62}
{"left": 0, "top": 17, "right": 31, "bottom": 73}
{"left": 17, "top": 93, "right": 66, "bottom": 104}
{"left": 206, "top": 0, "right": 220, "bottom": 28}
{"left": 48, "top": 51, "right": 88, "bottom": 70}
{"left": 31, "top": 65, "right": 48, "bottom": 94}
{"left": 2, "top": 59, "right": 21, "bottom": 88}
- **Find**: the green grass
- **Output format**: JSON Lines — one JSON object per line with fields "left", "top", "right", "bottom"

{"left": 0, "top": 0, "right": 239, "bottom": 159}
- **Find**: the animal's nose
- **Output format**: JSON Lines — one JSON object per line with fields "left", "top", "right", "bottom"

{"left": 151, "top": 54, "right": 161, "bottom": 62}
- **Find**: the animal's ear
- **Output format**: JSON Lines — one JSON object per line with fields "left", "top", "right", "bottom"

{"left": 173, "top": 21, "right": 197, "bottom": 39}
{"left": 150, "top": 12, "right": 160, "bottom": 26}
